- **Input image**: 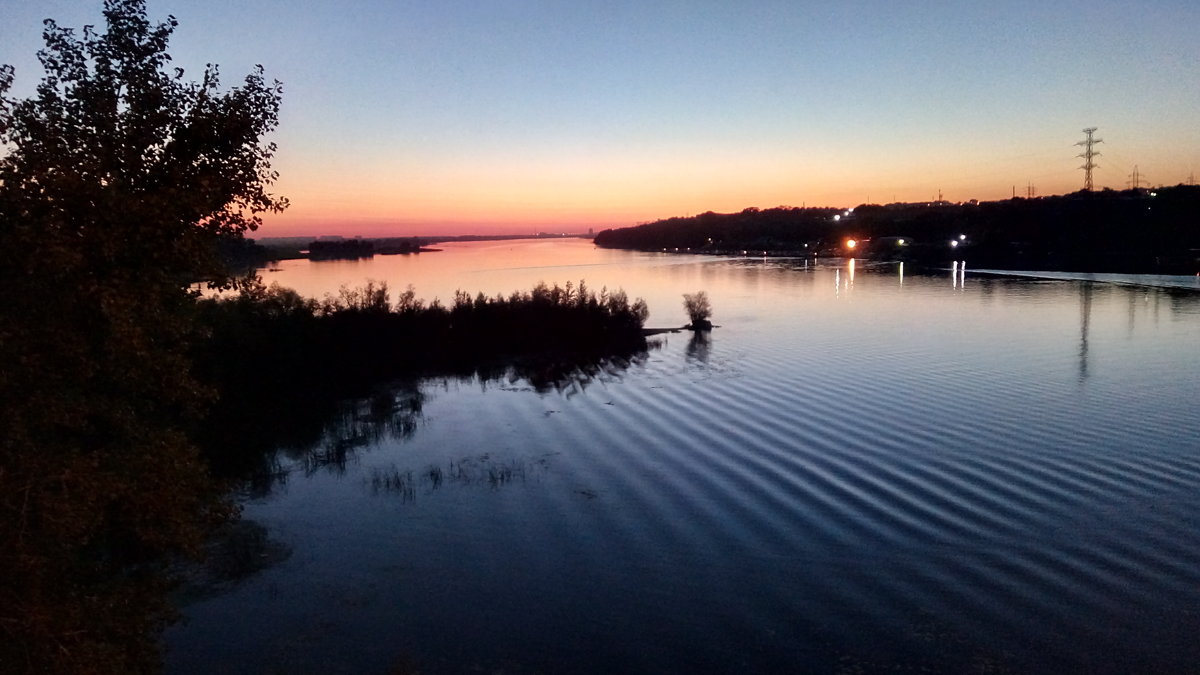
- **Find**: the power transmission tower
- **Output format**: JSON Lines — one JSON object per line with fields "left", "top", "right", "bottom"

{"left": 1026, "top": 182, "right": 1036, "bottom": 198}
{"left": 1076, "top": 127, "right": 1103, "bottom": 190}
{"left": 1127, "top": 165, "right": 1148, "bottom": 189}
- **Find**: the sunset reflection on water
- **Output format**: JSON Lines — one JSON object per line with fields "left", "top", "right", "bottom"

{"left": 171, "top": 239, "right": 1200, "bottom": 674}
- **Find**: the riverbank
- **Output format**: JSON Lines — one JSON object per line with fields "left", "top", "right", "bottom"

{"left": 594, "top": 186, "right": 1200, "bottom": 275}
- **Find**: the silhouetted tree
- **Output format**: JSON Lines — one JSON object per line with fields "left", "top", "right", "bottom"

{"left": 683, "top": 291, "right": 713, "bottom": 330}
{"left": 0, "top": 1, "right": 285, "bottom": 672}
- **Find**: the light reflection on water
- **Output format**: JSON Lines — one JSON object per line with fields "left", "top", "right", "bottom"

{"left": 169, "top": 240, "right": 1200, "bottom": 674}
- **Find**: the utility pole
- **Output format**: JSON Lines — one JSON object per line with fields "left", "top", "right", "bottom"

{"left": 1076, "top": 127, "right": 1103, "bottom": 191}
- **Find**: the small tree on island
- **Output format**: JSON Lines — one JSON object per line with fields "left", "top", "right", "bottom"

{"left": 683, "top": 291, "right": 713, "bottom": 330}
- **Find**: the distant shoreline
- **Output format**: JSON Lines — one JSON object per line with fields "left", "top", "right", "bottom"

{"left": 240, "top": 233, "right": 592, "bottom": 264}
{"left": 593, "top": 186, "right": 1200, "bottom": 276}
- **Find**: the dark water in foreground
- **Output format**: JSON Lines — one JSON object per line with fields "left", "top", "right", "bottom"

{"left": 169, "top": 240, "right": 1200, "bottom": 674}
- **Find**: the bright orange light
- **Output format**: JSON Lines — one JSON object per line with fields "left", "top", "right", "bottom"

{"left": 846, "top": 239, "right": 857, "bottom": 249}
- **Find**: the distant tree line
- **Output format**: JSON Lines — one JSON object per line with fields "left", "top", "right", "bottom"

{"left": 595, "top": 206, "right": 841, "bottom": 253}
{"left": 299, "top": 238, "right": 430, "bottom": 260}
{"left": 595, "top": 187, "right": 1200, "bottom": 274}
{"left": 306, "top": 239, "right": 376, "bottom": 259}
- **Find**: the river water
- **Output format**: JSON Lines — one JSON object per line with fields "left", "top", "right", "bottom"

{"left": 167, "top": 238, "right": 1200, "bottom": 674}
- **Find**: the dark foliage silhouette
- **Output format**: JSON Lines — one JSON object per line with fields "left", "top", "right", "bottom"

{"left": 192, "top": 280, "right": 651, "bottom": 480}
{"left": 307, "top": 239, "right": 376, "bottom": 260}
{"left": 683, "top": 291, "right": 713, "bottom": 330}
{"left": 595, "top": 206, "right": 839, "bottom": 253}
{"left": 0, "top": 1, "right": 285, "bottom": 672}
{"left": 594, "top": 188, "right": 1200, "bottom": 273}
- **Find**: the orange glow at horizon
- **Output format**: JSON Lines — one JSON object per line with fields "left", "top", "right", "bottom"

{"left": 260, "top": 142, "right": 875, "bottom": 237}
{"left": 255, "top": 141, "right": 1160, "bottom": 239}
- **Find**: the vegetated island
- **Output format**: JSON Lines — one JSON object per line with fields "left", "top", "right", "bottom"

{"left": 193, "top": 280, "right": 652, "bottom": 478}
{"left": 226, "top": 232, "right": 594, "bottom": 267}
{"left": 218, "top": 236, "right": 439, "bottom": 267}
{"left": 594, "top": 186, "right": 1200, "bottom": 275}
{"left": 306, "top": 238, "right": 437, "bottom": 259}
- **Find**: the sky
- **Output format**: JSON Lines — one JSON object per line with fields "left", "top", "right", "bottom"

{"left": 2, "top": 1, "right": 1198, "bottom": 237}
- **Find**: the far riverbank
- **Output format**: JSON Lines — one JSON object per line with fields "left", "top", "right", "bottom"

{"left": 594, "top": 185, "right": 1200, "bottom": 275}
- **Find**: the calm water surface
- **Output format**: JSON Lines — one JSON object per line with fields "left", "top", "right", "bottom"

{"left": 169, "top": 239, "right": 1200, "bottom": 674}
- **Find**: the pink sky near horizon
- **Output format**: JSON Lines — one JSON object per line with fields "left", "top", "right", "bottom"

{"left": 258, "top": 139, "right": 1104, "bottom": 238}
{"left": 2, "top": 1, "right": 1197, "bottom": 239}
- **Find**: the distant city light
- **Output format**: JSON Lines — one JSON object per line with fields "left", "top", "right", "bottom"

{"left": 833, "top": 214, "right": 841, "bottom": 221}
{"left": 959, "top": 234, "right": 966, "bottom": 240}
{"left": 846, "top": 239, "right": 857, "bottom": 249}
{"left": 950, "top": 240, "right": 959, "bottom": 248}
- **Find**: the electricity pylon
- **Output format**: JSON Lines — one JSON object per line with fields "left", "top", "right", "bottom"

{"left": 1076, "top": 127, "right": 1102, "bottom": 191}
{"left": 1127, "top": 165, "right": 1148, "bottom": 189}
